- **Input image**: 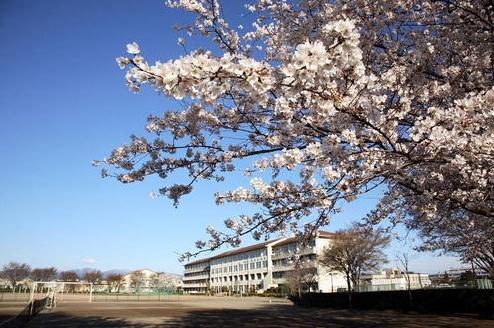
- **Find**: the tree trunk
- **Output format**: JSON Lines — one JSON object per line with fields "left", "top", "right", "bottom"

{"left": 405, "top": 276, "right": 413, "bottom": 310}
{"left": 346, "top": 275, "right": 352, "bottom": 310}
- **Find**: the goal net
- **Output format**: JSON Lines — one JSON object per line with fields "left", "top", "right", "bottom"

{"left": 31, "top": 281, "right": 94, "bottom": 304}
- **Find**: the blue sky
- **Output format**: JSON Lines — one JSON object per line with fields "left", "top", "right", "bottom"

{"left": 0, "top": 0, "right": 460, "bottom": 274}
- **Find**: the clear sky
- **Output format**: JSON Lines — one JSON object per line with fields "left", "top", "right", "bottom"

{"left": 0, "top": 0, "right": 460, "bottom": 274}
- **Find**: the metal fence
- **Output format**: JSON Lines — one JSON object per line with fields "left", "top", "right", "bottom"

{"left": 0, "top": 293, "right": 30, "bottom": 303}
{"left": 91, "top": 292, "right": 183, "bottom": 302}
{"left": 0, "top": 291, "right": 183, "bottom": 304}
{"left": 358, "top": 279, "right": 493, "bottom": 293}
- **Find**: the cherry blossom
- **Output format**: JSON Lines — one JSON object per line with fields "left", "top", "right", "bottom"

{"left": 96, "top": 0, "right": 494, "bottom": 267}
{"left": 126, "top": 42, "right": 140, "bottom": 55}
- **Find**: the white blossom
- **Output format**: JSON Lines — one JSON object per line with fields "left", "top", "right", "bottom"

{"left": 126, "top": 42, "right": 140, "bottom": 54}
{"left": 99, "top": 0, "right": 494, "bottom": 266}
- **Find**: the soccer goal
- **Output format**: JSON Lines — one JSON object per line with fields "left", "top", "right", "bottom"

{"left": 30, "top": 281, "right": 94, "bottom": 304}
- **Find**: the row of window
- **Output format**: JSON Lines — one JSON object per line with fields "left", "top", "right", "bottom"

{"left": 184, "top": 270, "right": 209, "bottom": 278}
{"left": 211, "top": 261, "right": 268, "bottom": 274}
{"left": 183, "top": 279, "right": 208, "bottom": 284}
{"left": 210, "top": 272, "right": 266, "bottom": 283}
{"left": 209, "top": 250, "right": 267, "bottom": 266}
{"left": 271, "top": 241, "right": 316, "bottom": 256}
{"left": 184, "top": 263, "right": 209, "bottom": 272}
{"left": 186, "top": 241, "right": 318, "bottom": 272}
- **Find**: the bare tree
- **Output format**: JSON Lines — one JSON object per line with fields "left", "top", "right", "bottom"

{"left": 462, "top": 237, "right": 494, "bottom": 278}
{"left": 319, "top": 225, "right": 390, "bottom": 308}
{"left": 396, "top": 253, "right": 413, "bottom": 309}
{"left": 129, "top": 271, "right": 145, "bottom": 293}
{"left": 83, "top": 270, "right": 103, "bottom": 285}
{"left": 106, "top": 274, "right": 124, "bottom": 293}
{"left": 59, "top": 271, "right": 80, "bottom": 293}
{"left": 286, "top": 263, "right": 318, "bottom": 297}
{"left": 59, "top": 271, "right": 79, "bottom": 282}
{"left": 31, "top": 267, "right": 58, "bottom": 282}
{"left": 0, "top": 262, "right": 31, "bottom": 292}
{"left": 149, "top": 273, "right": 161, "bottom": 289}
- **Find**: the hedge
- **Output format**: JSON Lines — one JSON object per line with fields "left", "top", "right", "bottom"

{"left": 290, "top": 289, "right": 494, "bottom": 318}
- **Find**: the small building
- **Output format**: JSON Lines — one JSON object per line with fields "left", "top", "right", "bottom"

{"left": 360, "top": 268, "right": 432, "bottom": 292}
{"left": 429, "top": 267, "right": 490, "bottom": 282}
{"left": 429, "top": 267, "right": 491, "bottom": 288}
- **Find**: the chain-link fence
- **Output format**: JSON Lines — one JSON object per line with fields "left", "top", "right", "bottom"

{"left": 91, "top": 289, "right": 183, "bottom": 302}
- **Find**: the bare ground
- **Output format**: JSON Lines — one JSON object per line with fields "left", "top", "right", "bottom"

{"left": 0, "top": 302, "right": 28, "bottom": 324}
{"left": 19, "top": 295, "right": 493, "bottom": 328}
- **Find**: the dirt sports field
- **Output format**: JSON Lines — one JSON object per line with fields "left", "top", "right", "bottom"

{"left": 1, "top": 295, "right": 493, "bottom": 327}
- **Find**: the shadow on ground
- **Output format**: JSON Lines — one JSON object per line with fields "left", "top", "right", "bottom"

{"left": 27, "top": 305, "right": 494, "bottom": 328}
{"left": 0, "top": 315, "right": 13, "bottom": 322}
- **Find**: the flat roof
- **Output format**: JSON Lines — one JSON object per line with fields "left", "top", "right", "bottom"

{"left": 271, "top": 230, "right": 334, "bottom": 247}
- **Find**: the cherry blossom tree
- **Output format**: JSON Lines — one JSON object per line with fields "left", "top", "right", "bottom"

{"left": 96, "top": 0, "right": 494, "bottom": 262}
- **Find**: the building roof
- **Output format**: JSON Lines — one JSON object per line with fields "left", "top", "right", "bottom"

{"left": 184, "top": 231, "right": 334, "bottom": 266}
{"left": 271, "top": 230, "right": 334, "bottom": 247}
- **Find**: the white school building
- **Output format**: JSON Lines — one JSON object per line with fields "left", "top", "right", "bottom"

{"left": 183, "top": 231, "right": 348, "bottom": 294}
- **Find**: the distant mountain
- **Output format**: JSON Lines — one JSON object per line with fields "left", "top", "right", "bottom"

{"left": 68, "top": 268, "right": 97, "bottom": 277}
{"left": 102, "top": 270, "right": 131, "bottom": 278}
